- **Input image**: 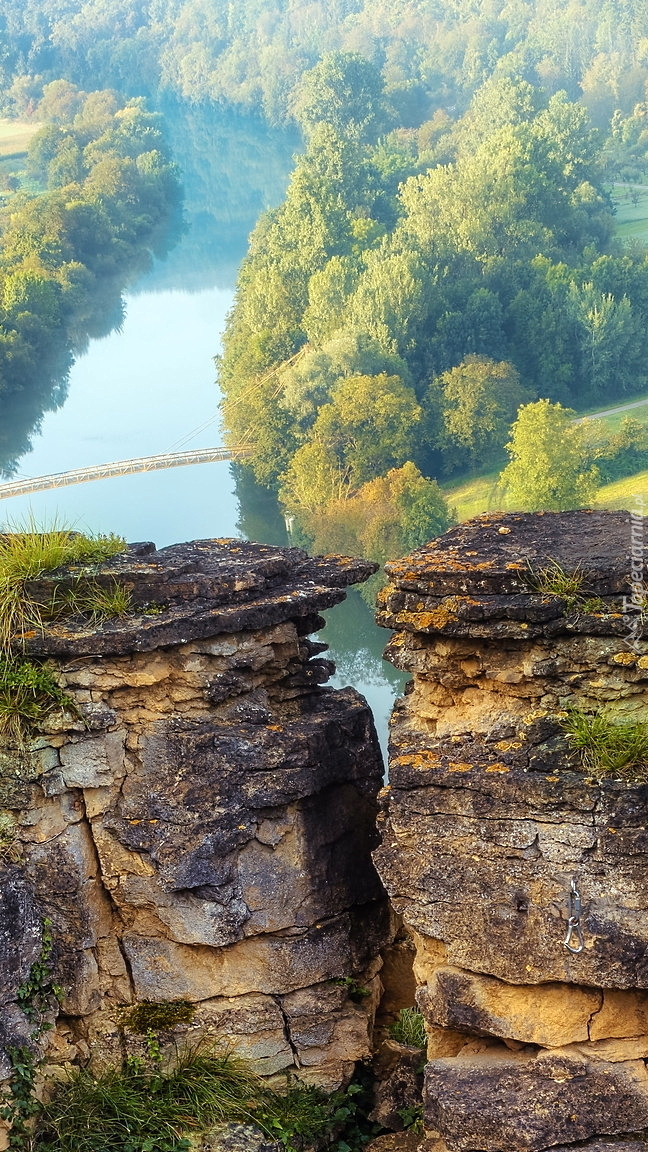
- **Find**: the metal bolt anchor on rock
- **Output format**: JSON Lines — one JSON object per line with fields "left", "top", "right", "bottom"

{"left": 563, "top": 877, "right": 585, "bottom": 954}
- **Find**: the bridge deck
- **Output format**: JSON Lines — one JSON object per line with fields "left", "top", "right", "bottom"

{"left": 0, "top": 447, "right": 251, "bottom": 500}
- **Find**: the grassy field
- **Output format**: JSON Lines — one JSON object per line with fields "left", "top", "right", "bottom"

{"left": 611, "top": 184, "right": 648, "bottom": 243}
{"left": 443, "top": 471, "right": 505, "bottom": 522}
{"left": 581, "top": 399, "right": 648, "bottom": 434}
{"left": 594, "top": 470, "right": 648, "bottom": 510}
{"left": 444, "top": 466, "right": 648, "bottom": 521}
{"left": 0, "top": 118, "right": 39, "bottom": 159}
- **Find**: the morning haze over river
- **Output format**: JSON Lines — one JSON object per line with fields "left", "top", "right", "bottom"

{"left": 1, "top": 102, "right": 405, "bottom": 749}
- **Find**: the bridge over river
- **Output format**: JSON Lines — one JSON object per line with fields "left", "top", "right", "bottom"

{"left": 0, "top": 447, "right": 252, "bottom": 500}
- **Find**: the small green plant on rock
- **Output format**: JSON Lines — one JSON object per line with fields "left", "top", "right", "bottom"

{"left": 388, "top": 1008, "right": 427, "bottom": 1049}
{"left": 46, "top": 578, "right": 132, "bottom": 625}
{"left": 0, "top": 658, "right": 73, "bottom": 744}
{"left": 525, "top": 560, "right": 609, "bottom": 614}
{"left": 120, "top": 1001, "right": 197, "bottom": 1035}
{"left": 526, "top": 558, "right": 586, "bottom": 597}
{"left": 397, "top": 1103, "right": 424, "bottom": 1134}
{"left": 331, "top": 977, "right": 371, "bottom": 1003}
{"left": 2, "top": 919, "right": 63, "bottom": 1150}
{"left": 560, "top": 708, "right": 648, "bottom": 781}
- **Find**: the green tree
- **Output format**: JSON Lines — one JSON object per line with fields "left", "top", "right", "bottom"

{"left": 292, "top": 51, "right": 386, "bottom": 141}
{"left": 297, "top": 461, "right": 453, "bottom": 603}
{"left": 500, "top": 399, "right": 600, "bottom": 511}
{"left": 281, "top": 372, "right": 421, "bottom": 510}
{"left": 434, "top": 355, "right": 530, "bottom": 471}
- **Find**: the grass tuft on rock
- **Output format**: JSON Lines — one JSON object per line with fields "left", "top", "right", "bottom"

{"left": 388, "top": 1007, "right": 427, "bottom": 1049}
{"left": 561, "top": 708, "right": 648, "bottom": 781}
{"left": 0, "top": 517, "right": 127, "bottom": 653}
{"left": 37, "top": 1051, "right": 262, "bottom": 1152}
{"left": 35, "top": 1046, "right": 373, "bottom": 1152}
{"left": 47, "top": 577, "right": 133, "bottom": 625}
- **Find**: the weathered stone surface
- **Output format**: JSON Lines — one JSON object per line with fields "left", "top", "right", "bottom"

{"left": 377, "top": 934, "right": 417, "bottom": 1024}
{"left": 549, "top": 1143, "right": 648, "bottom": 1151}
{"left": 0, "top": 538, "right": 389, "bottom": 1092}
{"left": 424, "top": 1048, "right": 648, "bottom": 1151}
{"left": 375, "top": 745, "right": 648, "bottom": 988}
{"left": 381, "top": 510, "right": 631, "bottom": 600}
{"left": 417, "top": 966, "right": 601, "bottom": 1047}
{"left": 24, "top": 540, "right": 377, "bottom": 658}
{"left": 591, "top": 988, "right": 648, "bottom": 1040}
{"left": 188, "top": 1122, "right": 280, "bottom": 1152}
{"left": 365, "top": 1131, "right": 422, "bottom": 1152}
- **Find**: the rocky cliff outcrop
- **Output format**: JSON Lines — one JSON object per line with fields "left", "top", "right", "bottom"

{"left": 374, "top": 510, "right": 648, "bottom": 1152}
{"left": 0, "top": 539, "right": 391, "bottom": 1108}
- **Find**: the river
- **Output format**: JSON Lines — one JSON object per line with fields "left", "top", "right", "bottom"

{"left": 1, "top": 104, "right": 406, "bottom": 754}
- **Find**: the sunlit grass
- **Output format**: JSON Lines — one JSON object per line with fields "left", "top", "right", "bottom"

{"left": 442, "top": 462, "right": 648, "bottom": 522}
{"left": 442, "top": 471, "right": 505, "bottom": 522}
{"left": 594, "top": 468, "right": 648, "bottom": 510}
{"left": 0, "top": 516, "right": 126, "bottom": 652}
{"left": 612, "top": 186, "right": 648, "bottom": 243}
{"left": 561, "top": 708, "right": 648, "bottom": 782}
{"left": 0, "top": 118, "right": 40, "bottom": 157}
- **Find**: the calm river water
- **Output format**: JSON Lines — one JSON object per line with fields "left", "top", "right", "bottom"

{"left": 1, "top": 106, "right": 406, "bottom": 753}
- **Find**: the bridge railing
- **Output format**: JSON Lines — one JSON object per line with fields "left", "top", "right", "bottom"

{"left": 0, "top": 447, "right": 252, "bottom": 500}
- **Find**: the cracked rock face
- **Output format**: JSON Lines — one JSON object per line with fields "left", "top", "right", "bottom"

{"left": 375, "top": 511, "right": 648, "bottom": 1151}
{"left": 0, "top": 538, "right": 389, "bottom": 1106}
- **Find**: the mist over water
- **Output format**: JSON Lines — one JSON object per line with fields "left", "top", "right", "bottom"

{"left": 1, "top": 103, "right": 405, "bottom": 755}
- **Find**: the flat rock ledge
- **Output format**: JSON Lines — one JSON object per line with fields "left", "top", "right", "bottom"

{"left": 0, "top": 538, "right": 390, "bottom": 1148}
{"left": 374, "top": 511, "right": 648, "bottom": 1152}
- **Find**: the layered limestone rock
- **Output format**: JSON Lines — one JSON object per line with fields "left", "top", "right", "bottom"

{"left": 0, "top": 539, "right": 390, "bottom": 1099}
{"left": 374, "top": 510, "right": 648, "bottom": 1151}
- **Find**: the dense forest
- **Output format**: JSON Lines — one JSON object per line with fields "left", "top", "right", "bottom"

{"left": 0, "top": 83, "right": 181, "bottom": 471}
{"left": 3, "top": 0, "right": 648, "bottom": 132}
{"left": 219, "top": 56, "right": 648, "bottom": 571}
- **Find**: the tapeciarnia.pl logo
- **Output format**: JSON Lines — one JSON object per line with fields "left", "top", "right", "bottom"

{"left": 623, "top": 497, "right": 646, "bottom": 651}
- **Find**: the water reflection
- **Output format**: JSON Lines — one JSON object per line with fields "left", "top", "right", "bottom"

{"left": 231, "top": 462, "right": 406, "bottom": 753}
{"left": 141, "top": 100, "right": 301, "bottom": 293}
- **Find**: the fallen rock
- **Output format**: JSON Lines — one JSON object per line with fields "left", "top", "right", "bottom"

{"left": 364, "top": 1132, "right": 422, "bottom": 1152}
{"left": 370, "top": 1039, "right": 424, "bottom": 1131}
